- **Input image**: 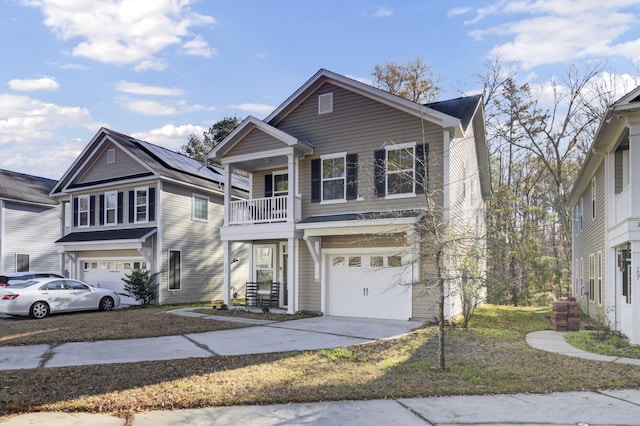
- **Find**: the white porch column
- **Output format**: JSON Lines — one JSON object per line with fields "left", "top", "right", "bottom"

{"left": 287, "top": 153, "right": 295, "bottom": 223}
{"left": 628, "top": 243, "right": 640, "bottom": 344}
{"left": 223, "top": 164, "right": 231, "bottom": 226}
{"left": 287, "top": 237, "right": 296, "bottom": 314}
{"left": 0, "top": 200, "right": 4, "bottom": 272}
{"left": 223, "top": 240, "right": 231, "bottom": 306}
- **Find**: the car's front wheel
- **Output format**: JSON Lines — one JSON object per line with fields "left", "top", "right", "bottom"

{"left": 99, "top": 296, "right": 114, "bottom": 312}
{"left": 30, "top": 301, "right": 50, "bottom": 319}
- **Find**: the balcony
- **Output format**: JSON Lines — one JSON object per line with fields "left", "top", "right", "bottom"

{"left": 228, "top": 195, "right": 301, "bottom": 225}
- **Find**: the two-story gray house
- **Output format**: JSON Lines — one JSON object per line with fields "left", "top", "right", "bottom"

{"left": 210, "top": 69, "right": 491, "bottom": 320}
{"left": 0, "top": 169, "right": 62, "bottom": 274}
{"left": 50, "top": 128, "right": 248, "bottom": 305}
{"left": 569, "top": 86, "right": 640, "bottom": 344}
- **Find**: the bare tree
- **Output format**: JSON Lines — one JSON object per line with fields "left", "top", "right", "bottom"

{"left": 372, "top": 58, "right": 440, "bottom": 103}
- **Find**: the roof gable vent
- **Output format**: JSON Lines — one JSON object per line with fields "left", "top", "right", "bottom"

{"left": 318, "top": 92, "right": 333, "bottom": 115}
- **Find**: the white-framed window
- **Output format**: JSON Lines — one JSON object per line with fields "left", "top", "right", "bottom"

{"left": 318, "top": 92, "right": 333, "bottom": 114}
{"left": 578, "top": 197, "right": 583, "bottom": 231}
{"left": 193, "top": 194, "right": 209, "bottom": 221}
{"left": 589, "top": 253, "right": 595, "bottom": 302}
{"left": 107, "top": 148, "right": 115, "bottom": 164}
{"left": 597, "top": 251, "right": 603, "bottom": 305}
{"left": 273, "top": 171, "right": 288, "bottom": 196}
{"left": 321, "top": 153, "right": 346, "bottom": 203}
{"left": 16, "top": 254, "right": 29, "bottom": 272}
{"left": 168, "top": 250, "right": 181, "bottom": 290}
{"left": 591, "top": 178, "right": 596, "bottom": 220}
{"left": 135, "top": 187, "right": 148, "bottom": 223}
{"left": 105, "top": 191, "right": 117, "bottom": 225}
{"left": 78, "top": 194, "right": 90, "bottom": 227}
{"left": 385, "top": 143, "right": 416, "bottom": 198}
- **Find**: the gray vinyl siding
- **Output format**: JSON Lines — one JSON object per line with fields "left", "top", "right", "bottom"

{"left": 573, "top": 162, "right": 606, "bottom": 313}
{"left": 226, "top": 129, "right": 287, "bottom": 158}
{"left": 158, "top": 182, "right": 226, "bottom": 304}
{"left": 274, "top": 83, "right": 444, "bottom": 217}
{"left": 298, "top": 243, "right": 320, "bottom": 311}
{"left": 77, "top": 142, "right": 148, "bottom": 184}
{"left": 2, "top": 202, "right": 60, "bottom": 273}
{"left": 412, "top": 254, "right": 439, "bottom": 319}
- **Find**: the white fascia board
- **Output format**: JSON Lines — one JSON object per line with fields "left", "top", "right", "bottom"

{"left": 299, "top": 217, "right": 419, "bottom": 237}
{"left": 220, "top": 147, "right": 295, "bottom": 165}
{"left": 220, "top": 223, "right": 303, "bottom": 241}
{"left": 56, "top": 241, "right": 143, "bottom": 253}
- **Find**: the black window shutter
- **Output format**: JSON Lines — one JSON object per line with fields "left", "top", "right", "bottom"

{"left": 346, "top": 153, "right": 358, "bottom": 200}
{"left": 99, "top": 194, "right": 105, "bottom": 225}
{"left": 415, "top": 144, "right": 428, "bottom": 194}
{"left": 89, "top": 195, "right": 96, "bottom": 226}
{"left": 73, "top": 197, "right": 78, "bottom": 227}
{"left": 128, "top": 190, "right": 134, "bottom": 222}
{"left": 311, "top": 159, "right": 321, "bottom": 202}
{"left": 117, "top": 192, "right": 124, "bottom": 223}
{"left": 149, "top": 187, "right": 156, "bottom": 221}
{"left": 374, "top": 149, "right": 386, "bottom": 197}
{"left": 264, "top": 174, "right": 273, "bottom": 197}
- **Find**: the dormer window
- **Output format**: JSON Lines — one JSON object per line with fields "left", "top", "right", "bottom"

{"left": 318, "top": 93, "right": 333, "bottom": 115}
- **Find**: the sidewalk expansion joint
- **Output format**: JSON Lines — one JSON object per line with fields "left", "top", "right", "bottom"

{"left": 182, "top": 335, "right": 219, "bottom": 356}
{"left": 394, "top": 399, "right": 436, "bottom": 425}
{"left": 39, "top": 344, "right": 57, "bottom": 368}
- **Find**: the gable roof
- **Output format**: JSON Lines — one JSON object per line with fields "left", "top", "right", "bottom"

{"left": 210, "top": 116, "right": 314, "bottom": 160}
{"left": 427, "top": 94, "right": 482, "bottom": 132}
{"left": 0, "top": 169, "right": 57, "bottom": 206}
{"left": 568, "top": 85, "right": 640, "bottom": 207}
{"left": 265, "top": 69, "right": 464, "bottom": 136}
{"left": 51, "top": 128, "right": 248, "bottom": 196}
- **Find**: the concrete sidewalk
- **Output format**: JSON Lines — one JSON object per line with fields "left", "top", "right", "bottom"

{"left": 4, "top": 389, "right": 640, "bottom": 425}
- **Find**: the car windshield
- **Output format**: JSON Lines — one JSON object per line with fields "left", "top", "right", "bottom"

{"left": 6, "top": 280, "right": 39, "bottom": 288}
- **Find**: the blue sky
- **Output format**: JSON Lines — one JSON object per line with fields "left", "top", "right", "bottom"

{"left": 1, "top": 0, "right": 640, "bottom": 179}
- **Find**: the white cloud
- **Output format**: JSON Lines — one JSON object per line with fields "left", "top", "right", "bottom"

{"left": 126, "top": 99, "right": 177, "bottom": 115}
{"left": 114, "top": 81, "right": 183, "bottom": 96}
{"left": 346, "top": 74, "right": 373, "bottom": 85}
{"left": 467, "top": 0, "right": 640, "bottom": 68}
{"left": 182, "top": 35, "right": 216, "bottom": 57}
{"left": 448, "top": 7, "right": 471, "bottom": 17}
{"left": 23, "top": 0, "right": 216, "bottom": 69}
{"left": 0, "top": 94, "right": 95, "bottom": 144}
{"left": 8, "top": 77, "right": 60, "bottom": 91}
{"left": 372, "top": 8, "right": 393, "bottom": 18}
{"left": 229, "top": 103, "right": 275, "bottom": 115}
{"left": 132, "top": 124, "right": 207, "bottom": 151}
{"left": 1, "top": 140, "right": 84, "bottom": 179}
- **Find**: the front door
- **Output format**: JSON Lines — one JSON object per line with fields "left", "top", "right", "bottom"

{"left": 254, "top": 245, "right": 275, "bottom": 304}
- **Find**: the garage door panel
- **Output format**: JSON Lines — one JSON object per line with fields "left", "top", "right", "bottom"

{"left": 327, "top": 253, "right": 411, "bottom": 320}
{"left": 82, "top": 259, "right": 147, "bottom": 305}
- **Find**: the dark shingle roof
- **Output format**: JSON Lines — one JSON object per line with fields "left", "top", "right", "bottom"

{"left": 0, "top": 169, "right": 57, "bottom": 205}
{"left": 426, "top": 94, "right": 481, "bottom": 131}
{"left": 56, "top": 227, "right": 156, "bottom": 243}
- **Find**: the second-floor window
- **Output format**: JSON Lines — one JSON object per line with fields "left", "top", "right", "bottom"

{"left": 193, "top": 194, "right": 208, "bottom": 221}
{"left": 105, "top": 191, "right": 117, "bottom": 225}
{"left": 321, "top": 153, "right": 346, "bottom": 202}
{"left": 374, "top": 143, "right": 427, "bottom": 198}
{"left": 78, "top": 195, "right": 90, "bottom": 227}
{"left": 591, "top": 178, "right": 596, "bottom": 220}
{"left": 135, "top": 187, "right": 148, "bottom": 223}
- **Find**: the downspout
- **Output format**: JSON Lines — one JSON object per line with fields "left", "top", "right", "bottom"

{"left": 156, "top": 181, "right": 164, "bottom": 305}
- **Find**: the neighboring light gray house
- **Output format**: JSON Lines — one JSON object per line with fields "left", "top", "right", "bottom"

{"left": 0, "top": 169, "right": 62, "bottom": 274}
{"left": 569, "top": 86, "right": 640, "bottom": 344}
{"left": 210, "top": 69, "right": 491, "bottom": 320}
{"left": 50, "top": 128, "right": 249, "bottom": 305}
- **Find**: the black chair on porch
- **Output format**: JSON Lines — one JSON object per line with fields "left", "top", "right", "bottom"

{"left": 245, "top": 282, "right": 258, "bottom": 307}
{"left": 268, "top": 282, "right": 280, "bottom": 307}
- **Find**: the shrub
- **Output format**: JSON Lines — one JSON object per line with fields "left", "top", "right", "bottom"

{"left": 122, "top": 269, "right": 162, "bottom": 305}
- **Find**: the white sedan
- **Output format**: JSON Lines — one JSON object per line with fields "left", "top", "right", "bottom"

{"left": 0, "top": 278, "right": 120, "bottom": 319}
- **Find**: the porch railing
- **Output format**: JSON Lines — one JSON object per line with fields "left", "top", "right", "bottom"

{"left": 229, "top": 195, "right": 300, "bottom": 225}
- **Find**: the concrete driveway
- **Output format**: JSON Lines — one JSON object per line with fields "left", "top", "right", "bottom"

{"left": 0, "top": 314, "right": 423, "bottom": 370}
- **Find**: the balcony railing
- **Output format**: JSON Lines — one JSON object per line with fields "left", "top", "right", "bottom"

{"left": 228, "top": 195, "right": 300, "bottom": 225}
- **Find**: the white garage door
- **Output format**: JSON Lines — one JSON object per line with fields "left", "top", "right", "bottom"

{"left": 326, "top": 251, "right": 412, "bottom": 320}
{"left": 81, "top": 259, "right": 148, "bottom": 305}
